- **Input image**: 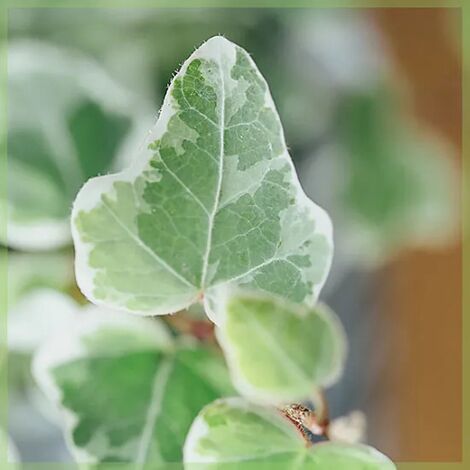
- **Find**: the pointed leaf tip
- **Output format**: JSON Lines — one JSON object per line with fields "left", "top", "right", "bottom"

{"left": 72, "top": 36, "right": 333, "bottom": 318}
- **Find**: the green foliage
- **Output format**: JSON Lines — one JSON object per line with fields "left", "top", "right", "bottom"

{"left": 215, "top": 291, "right": 346, "bottom": 404}
{"left": 33, "top": 309, "right": 233, "bottom": 465}
{"left": 184, "top": 398, "right": 395, "bottom": 469}
{"left": 28, "top": 36, "right": 395, "bottom": 468}
{"left": 72, "top": 36, "right": 332, "bottom": 317}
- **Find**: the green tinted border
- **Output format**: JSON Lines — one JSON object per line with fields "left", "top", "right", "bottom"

{"left": 0, "top": 0, "right": 6, "bottom": 466}
{"left": 0, "top": 1, "right": 466, "bottom": 469}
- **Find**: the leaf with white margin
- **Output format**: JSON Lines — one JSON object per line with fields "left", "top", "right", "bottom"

{"left": 4, "top": 40, "right": 148, "bottom": 250}
{"left": 214, "top": 291, "right": 346, "bottom": 404}
{"left": 33, "top": 308, "right": 233, "bottom": 465}
{"left": 184, "top": 398, "right": 396, "bottom": 469}
{"left": 72, "top": 35, "right": 333, "bottom": 320}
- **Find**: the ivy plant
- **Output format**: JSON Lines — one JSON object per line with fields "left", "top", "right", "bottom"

{"left": 70, "top": 35, "right": 332, "bottom": 318}
{"left": 34, "top": 36, "right": 396, "bottom": 468}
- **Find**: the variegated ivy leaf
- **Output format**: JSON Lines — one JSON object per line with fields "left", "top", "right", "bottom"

{"left": 33, "top": 309, "right": 233, "bottom": 465}
{"left": 184, "top": 398, "right": 396, "bottom": 469}
{"left": 5, "top": 41, "right": 147, "bottom": 250}
{"left": 72, "top": 36, "right": 332, "bottom": 321}
{"left": 215, "top": 290, "right": 346, "bottom": 404}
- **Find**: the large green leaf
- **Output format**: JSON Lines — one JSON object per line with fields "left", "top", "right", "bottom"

{"left": 33, "top": 309, "right": 233, "bottom": 465}
{"left": 72, "top": 36, "right": 332, "bottom": 319}
{"left": 184, "top": 398, "right": 395, "bottom": 469}
{"left": 4, "top": 41, "right": 146, "bottom": 250}
{"left": 215, "top": 291, "right": 346, "bottom": 404}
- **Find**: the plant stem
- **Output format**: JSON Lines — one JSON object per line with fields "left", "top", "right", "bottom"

{"left": 163, "top": 311, "right": 215, "bottom": 342}
{"left": 312, "top": 388, "right": 330, "bottom": 435}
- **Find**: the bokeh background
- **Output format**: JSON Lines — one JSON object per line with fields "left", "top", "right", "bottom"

{"left": 3, "top": 7, "right": 462, "bottom": 463}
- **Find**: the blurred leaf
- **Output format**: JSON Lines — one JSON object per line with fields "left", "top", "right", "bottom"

{"left": 8, "top": 290, "right": 78, "bottom": 354}
{"left": 292, "top": 12, "right": 386, "bottom": 91}
{"left": 72, "top": 36, "right": 332, "bottom": 318}
{"left": 33, "top": 309, "right": 233, "bottom": 465}
{"left": 302, "top": 88, "right": 457, "bottom": 267}
{"left": 337, "top": 90, "right": 457, "bottom": 262}
{"left": 7, "top": 292, "right": 78, "bottom": 429}
{"left": 5, "top": 41, "right": 146, "bottom": 250}
{"left": 215, "top": 291, "right": 346, "bottom": 404}
{"left": 184, "top": 398, "right": 396, "bottom": 469}
{"left": 7, "top": 251, "right": 74, "bottom": 309}
{"left": 5, "top": 252, "right": 76, "bottom": 394}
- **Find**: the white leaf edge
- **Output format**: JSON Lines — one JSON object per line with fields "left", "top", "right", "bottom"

{"left": 184, "top": 398, "right": 395, "bottom": 468}
{"left": 213, "top": 288, "right": 347, "bottom": 405}
{"left": 183, "top": 396, "right": 300, "bottom": 465}
{"left": 32, "top": 304, "right": 173, "bottom": 463}
{"left": 71, "top": 35, "right": 333, "bottom": 320}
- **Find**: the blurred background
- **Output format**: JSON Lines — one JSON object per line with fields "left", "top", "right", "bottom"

{"left": 3, "top": 7, "right": 462, "bottom": 463}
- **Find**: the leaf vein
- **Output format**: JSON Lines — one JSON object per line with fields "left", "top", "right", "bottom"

{"left": 100, "top": 198, "right": 195, "bottom": 288}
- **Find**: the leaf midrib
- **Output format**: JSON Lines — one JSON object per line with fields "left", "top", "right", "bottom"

{"left": 200, "top": 56, "right": 226, "bottom": 290}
